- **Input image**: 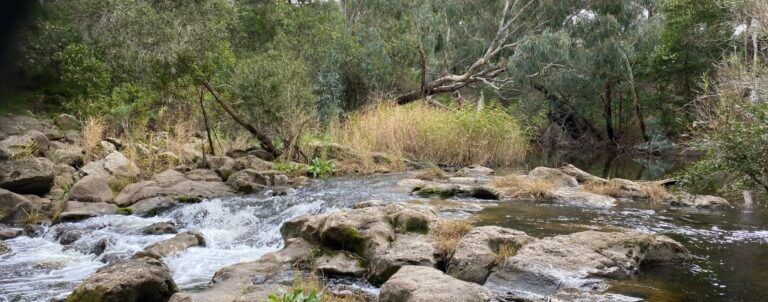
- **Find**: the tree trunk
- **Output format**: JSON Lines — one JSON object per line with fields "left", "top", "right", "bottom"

{"left": 198, "top": 86, "right": 216, "bottom": 156}
{"left": 620, "top": 50, "right": 648, "bottom": 141}
{"left": 202, "top": 81, "right": 280, "bottom": 158}
{"left": 603, "top": 81, "right": 616, "bottom": 144}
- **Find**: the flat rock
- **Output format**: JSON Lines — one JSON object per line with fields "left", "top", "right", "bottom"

{"left": 486, "top": 230, "right": 690, "bottom": 297}
{"left": 368, "top": 234, "right": 440, "bottom": 284}
{"left": 527, "top": 167, "right": 579, "bottom": 188}
{"left": 185, "top": 169, "right": 222, "bottom": 182}
{"left": 379, "top": 265, "right": 491, "bottom": 302}
{"left": 551, "top": 187, "right": 616, "bottom": 208}
{"left": 0, "top": 227, "right": 23, "bottom": 240}
{"left": 129, "top": 197, "right": 178, "bottom": 217}
{"left": 0, "top": 130, "right": 49, "bottom": 159}
{"left": 60, "top": 201, "right": 118, "bottom": 221}
{"left": 672, "top": 192, "right": 731, "bottom": 209}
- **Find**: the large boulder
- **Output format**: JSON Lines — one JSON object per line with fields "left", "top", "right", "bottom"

{"left": 59, "top": 201, "right": 118, "bottom": 221}
{"left": 447, "top": 226, "right": 534, "bottom": 284}
{"left": 103, "top": 151, "right": 140, "bottom": 178}
{"left": 233, "top": 155, "right": 274, "bottom": 171}
{"left": 0, "top": 157, "right": 54, "bottom": 195}
{"left": 140, "top": 231, "right": 205, "bottom": 258}
{"left": 368, "top": 234, "right": 440, "bottom": 284}
{"left": 115, "top": 171, "right": 232, "bottom": 207}
{"left": 0, "top": 130, "right": 49, "bottom": 160}
{"left": 486, "top": 231, "right": 691, "bottom": 297}
{"left": 47, "top": 144, "right": 85, "bottom": 167}
{"left": 527, "top": 167, "right": 579, "bottom": 188}
{"left": 129, "top": 197, "right": 178, "bottom": 217}
{"left": 184, "top": 169, "right": 222, "bottom": 182}
{"left": 0, "top": 115, "right": 60, "bottom": 140}
{"left": 379, "top": 266, "right": 491, "bottom": 302}
{"left": 66, "top": 256, "right": 178, "bottom": 302}
{"left": 69, "top": 175, "right": 114, "bottom": 203}
{"left": 0, "top": 188, "right": 34, "bottom": 224}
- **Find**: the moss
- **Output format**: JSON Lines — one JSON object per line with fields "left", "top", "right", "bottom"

{"left": 320, "top": 226, "right": 367, "bottom": 255}
{"left": 115, "top": 207, "right": 133, "bottom": 215}
{"left": 175, "top": 195, "right": 202, "bottom": 203}
{"left": 403, "top": 217, "right": 429, "bottom": 234}
{"left": 414, "top": 186, "right": 463, "bottom": 199}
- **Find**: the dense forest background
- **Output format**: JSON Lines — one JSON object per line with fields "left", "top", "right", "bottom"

{"left": 0, "top": 0, "right": 766, "bottom": 194}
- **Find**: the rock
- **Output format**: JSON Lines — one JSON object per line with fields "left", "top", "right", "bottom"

{"left": 79, "top": 160, "right": 111, "bottom": 178}
{"left": 459, "top": 165, "right": 494, "bottom": 177}
{"left": 207, "top": 156, "right": 237, "bottom": 180}
{"left": 100, "top": 140, "right": 117, "bottom": 155}
{"left": 672, "top": 192, "right": 731, "bottom": 209}
{"left": 0, "top": 130, "right": 49, "bottom": 159}
{"left": 0, "top": 240, "right": 10, "bottom": 255}
{"left": 143, "top": 221, "right": 178, "bottom": 235}
{"left": 103, "top": 151, "right": 139, "bottom": 178}
{"left": 0, "top": 115, "right": 54, "bottom": 137}
{"left": 225, "top": 148, "right": 249, "bottom": 158}
{"left": 177, "top": 240, "right": 310, "bottom": 302}
{"left": 66, "top": 256, "right": 178, "bottom": 302}
{"left": 559, "top": 164, "right": 607, "bottom": 184}
{"left": 23, "top": 223, "right": 45, "bottom": 237}
{"left": 527, "top": 167, "right": 579, "bottom": 188}
{"left": 412, "top": 183, "right": 501, "bottom": 200}
{"left": 184, "top": 169, "right": 222, "bottom": 182}
{"left": 48, "top": 145, "right": 85, "bottom": 167}
{"left": 550, "top": 187, "right": 616, "bottom": 208}
{"left": 316, "top": 251, "right": 367, "bottom": 277}
{"left": 486, "top": 231, "right": 691, "bottom": 297}
{"left": 0, "top": 227, "right": 23, "bottom": 240}
{"left": 379, "top": 266, "right": 491, "bottom": 302}
{"left": 153, "top": 169, "right": 187, "bottom": 188}
{"left": 140, "top": 231, "right": 205, "bottom": 258}
{"left": 116, "top": 181, "right": 160, "bottom": 206}
{"left": 59, "top": 229, "right": 85, "bottom": 245}
{"left": 0, "top": 157, "right": 55, "bottom": 195}
{"left": 234, "top": 155, "right": 275, "bottom": 171}
{"left": 397, "top": 178, "right": 427, "bottom": 190}
{"left": 447, "top": 226, "right": 534, "bottom": 284}
{"left": 368, "top": 234, "right": 440, "bottom": 285}
{"left": 129, "top": 197, "right": 178, "bottom": 217}
{"left": 69, "top": 175, "right": 114, "bottom": 203}
{"left": 309, "top": 141, "right": 360, "bottom": 160}
{"left": 225, "top": 169, "right": 270, "bottom": 193}
{"left": 59, "top": 201, "right": 118, "bottom": 221}
{"left": 248, "top": 149, "right": 275, "bottom": 161}
{"left": 105, "top": 137, "right": 124, "bottom": 149}
{"left": 0, "top": 188, "right": 34, "bottom": 224}
{"left": 53, "top": 113, "right": 81, "bottom": 130}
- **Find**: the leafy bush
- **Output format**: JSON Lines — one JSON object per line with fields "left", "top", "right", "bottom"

{"left": 308, "top": 158, "right": 335, "bottom": 178}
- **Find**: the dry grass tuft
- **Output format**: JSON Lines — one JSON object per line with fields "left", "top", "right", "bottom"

{"left": 582, "top": 181, "right": 623, "bottom": 196}
{"left": 269, "top": 270, "right": 365, "bottom": 302}
{"left": 330, "top": 102, "right": 527, "bottom": 166}
{"left": 490, "top": 175, "right": 555, "bottom": 200}
{"left": 493, "top": 242, "right": 518, "bottom": 265}
{"left": 82, "top": 116, "right": 106, "bottom": 162}
{"left": 414, "top": 166, "right": 447, "bottom": 181}
{"left": 642, "top": 183, "right": 670, "bottom": 203}
{"left": 430, "top": 219, "right": 474, "bottom": 260}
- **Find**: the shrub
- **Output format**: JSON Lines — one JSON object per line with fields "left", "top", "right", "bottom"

{"left": 308, "top": 157, "right": 335, "bottom": 178}
{"left": 331, "top": 102, "right": 527, "bottom": 166}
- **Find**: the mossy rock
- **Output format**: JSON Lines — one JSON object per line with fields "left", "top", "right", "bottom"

{"left": 115, "top": 207, "right": 133, "bottom": 215}
{"left": 175, "top": 195, "right": 202, "bottom": 203}
{"left": 319, "top": 225, "right": 367, "bottom": 255}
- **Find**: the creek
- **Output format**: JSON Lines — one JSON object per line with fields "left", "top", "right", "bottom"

{"left": 1, "top": 152, "right": 766, "bottom": 302}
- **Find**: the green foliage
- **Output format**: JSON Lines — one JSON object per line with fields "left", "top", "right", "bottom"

{"left": 307, "top": 158, "right": 335, "bottom": 178}
{"left": 275, "top": 162, "right": 310, "bottom": 177}
{"left": 267, "top": 288, "right": 322, "bottom": 302}
{"left": 115, "top": 207, "right": 133, "bottom": 216}
{"left": 679, "top": 103, "right": 768, "bottom": 193}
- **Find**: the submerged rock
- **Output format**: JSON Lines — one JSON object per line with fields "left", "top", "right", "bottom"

{"left": 0, "top": 240, "right": 10, "bottom": 255}
{"left": 143, "top": 221, "right": 178, "bottom": 235}
{"left": 486, "top": 230, "right": 690, "bottom": 297}
{"left": 140, "top": 231, "right": 205, "bottom": 258}
{"left": 412, "top": 183, "right": 502, "bottom": 200}
{"left": 67, "top": 256, "right": 178, "bottom": 302}
{"left": 379, "top": 265, "right": 491, "bottom": 302}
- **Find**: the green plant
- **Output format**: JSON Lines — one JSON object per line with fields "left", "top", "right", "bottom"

{"left": 268, "top": 288, "right": 322, "bottom": 302}
{"left": 275, "top": 161, "right": 310, "bottom": 177}
{"left": 307, "top": 157, "right": 335, "bottom": 178}
{"left": 116, "top": 207, "right": 133, "bottom": 215}
{"left": 11, "top": 141, "right": 39, "bottom": 160}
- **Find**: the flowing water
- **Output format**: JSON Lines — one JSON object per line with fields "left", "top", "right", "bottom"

{"left": 1, "top": 153, "right": 766, "bottom": 302}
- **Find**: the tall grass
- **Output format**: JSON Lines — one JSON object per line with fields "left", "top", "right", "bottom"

{"left": 82, "top": 116, "right": 106, "bottom": 162}
{"left": 331, "top": 102, "right": 528, "bottom": 166}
